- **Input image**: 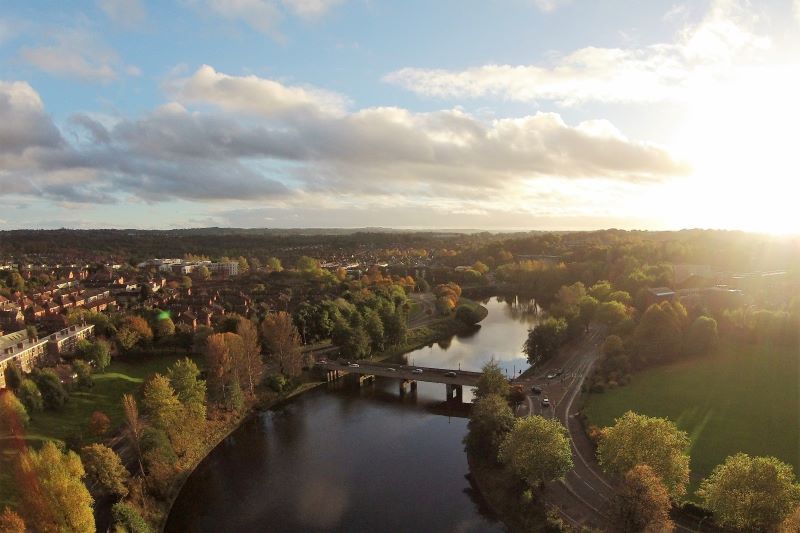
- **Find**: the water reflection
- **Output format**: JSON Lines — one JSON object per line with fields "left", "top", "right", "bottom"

{"left": 166, "top": 297, "right": 536, "bottom": 533}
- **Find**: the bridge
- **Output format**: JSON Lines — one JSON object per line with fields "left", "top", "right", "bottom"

{"left": 316, "top": 360, "right": 486, "bottom": 402}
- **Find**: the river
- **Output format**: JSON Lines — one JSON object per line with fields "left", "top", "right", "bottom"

{"left": 165, "top": 295, "right": 540, "bottom": 532}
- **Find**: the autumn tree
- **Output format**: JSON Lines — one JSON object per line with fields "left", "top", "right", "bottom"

{"left": 236, "top": 318, "right": 264, "bottom": 396}
{"left": 0, "top": 507, "right": 25, "bottom": 533}
{"left": 16, "top": 441, "right": 95, "bottom": 533}
{"left": 81, "top": 443, "right": 129, "bottom": 499}
{"left": 142, "top": 374, "right": 181, "bottom": 430}
{"left": 205, "top": 332, "right": 244, "bottom": 403}
{"left": 111, "top": 502, "right": 150, "bottom": 533}
{"left": 0, "top": 390, "right": 29, "bottom": 437}
{"left": 154, "top": 316, "right": 176, "bottom": 339}
{"left": 780, "top": 506, "right": 800, "bottom": 532}
{"left": 498, "top": 416, "right": 573, "bottom": 488}
{"left": 17, "top": 379, "right": 43, "bottom": 413}
{"left": 597, "top": 411, "right": 690, "bottom": 498}
{"left": 167, "top": 358, "right": 207, "bottom": 418}
{"left": 89, "top": 410, "right": 111, "bottom": 437}
{"left": 698, "top": 453, "right": 800, "bottom": 531}
{"left": 266, "top": 257, "right": 283, "bottom": 272}
{"left": 116, "top": 315, "right": 153, "bottom": 351}
{"left": 262, "top": 312, "right": 303, "bottom": 376}
{"left": 610, "top": 464, "right": 674, "bottom": 533}
{"left": 122, "top": 394, "right": 145, "bottom": 477}
{"left": 464, "top": 393, "right": 515, "bottom": 460}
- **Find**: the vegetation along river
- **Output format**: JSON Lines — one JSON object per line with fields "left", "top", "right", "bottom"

{"left": 166, "top": 296, "right": 540, "bottom": 532}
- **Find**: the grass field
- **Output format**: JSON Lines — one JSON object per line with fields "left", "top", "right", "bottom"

{"left": 0, "top": 353, "right": 187, "bottom": 508}
{"left": 583, "top": 339, "right": 799, "bottom": 497}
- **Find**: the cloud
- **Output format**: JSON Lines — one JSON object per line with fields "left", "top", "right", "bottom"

{"left": 384, "top": 0, "right": 771, "bottom": 106}
{"left": 97, "top": 0, "right": 147, "bottom": 28}
{"left": 530, "top": 0, "right": 571, "bottom": 13}
{"left": 0, "top": 67, "right": 688, "bottom": 210}
{"left": 19, "top": 29, "right": 139, "bottom": 83}
{"left": 170, "top": 64, "right": 348, "bottom": 118}
{"left": 191, "top": 0, "right": 344, "bottom": 38}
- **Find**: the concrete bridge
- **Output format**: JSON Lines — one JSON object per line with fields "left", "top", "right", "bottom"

{"left": 316, "top": 360, "right": 486, "bottom": 402}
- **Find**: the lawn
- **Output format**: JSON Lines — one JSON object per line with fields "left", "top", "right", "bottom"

{"left": 583, "top": 339, "right": 799, "bottom": 497}
{"left": 0, "top": 353, "right": 188, "bottom": 508}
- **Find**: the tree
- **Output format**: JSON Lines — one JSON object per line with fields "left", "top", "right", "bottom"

{"left": 779, "top": 506, "right": 800, "bottom": 533}
{"left": 197, "top": 265, "right": 211, "bottom": 280}
{"left": 89, "top": 410, "right": 111, "bottom": 437}
{"left": 181, "top": 275, "right": 193, "bottom": 289}
{"left": 155, "top": 316, "right": 176, "bottom": 339}
{"left": 122, "top": 394, "right": 145, "bottom": 477}
{"left": 74, "top": 359, "right": 93, "bottom": 389}
{"left": 611, "top": 464, "right": 674, "bottom": 533}
{"left": 295, "top": 256, "right": 321, "bottom": 275}
{"left": 17, "top": 378, "right": 43, "bottom": 412}
{"left": 464, "top": 393, "right": 515, "bottom": 460}
{"left": 116, "top": 315, "right": 153, "bottom": 351}
{"left": 475, "top": 361, "right": 510, "bottom": 400}
{"left": 523, "top": 317, "right": 568, "bottom": 365}
{"left": 596, "top": 301, "right": 629, "bottom": 327}
{"left": 16, "top": 441, "right": 95, "bottom": 533}
{"left": 498, "top": 416, "right": 573, "bottom": 487}
{"left": 508, "top": 385, "right": 526, "bottom": 410}
{"left": 237, "top": 256, "right": 249, "bottom": 274}
{"left": 142, "top": 374, "right": 181, "bottom": 430}
{"left": 10, "top": 271, "right": 25, "bottom": 292}
{"left": 167, "top": 358, "right": 207, "bottom": 416}
{"left": 472, "top": 260, "right": 490, "bottom": 274}
{"left": 87, "top": 339, "right": 112, "bottom": 371}
{"left": 34, "top": 369, "right": 68, "bottom": 410}
{"left": 363, "top": 309, "right": 385, "bottom": 352}
{"left": 589, "top": 280, "right": 613, "bottom": 301}
{"left": 0, "top": 390, "right": 29, "bottom": 436}
{"left": 236, "top": 318, "right": 264, "bottom": 396}
{"left": 383, "top": 309, "right": 408, "bottom": 346}
{"left": 111, "top": 502, "right": 151, "bottom": 533}
{"left": 3, "top": 364, "right": 23, "bottom": 392}
{"left": 227, "top": 378, "right": 246, "bottom": 413}
{"left": 686, "top": 315, "right": 718, "bottom": 355}
{"left": 205, "top": 332, "right": 238, "bottom": 402}
{"left": 455, "top": 304, "right": 483, "bottom": 326}
{"left": 698, "top": 453, "right": 800, "bottom": 531}
{"left": 597, "top": 411, "right": 690, "bottom": 498}
{"left": 266, "top": 257, "right": 283, "bottom": 272}
{"left": 0, "top": 507, "right": 25, "bottom": 533}
{"left": 262, "top": 312, "right": 303, "bottom": 376}
{"left": 341, "top": 325, "right": 370, "bottom": 359}
{"left": 633, "top": 301, "right": 687, "bottom": 364}
{"left": 81, "top": 443, "right": 129, "bottom": 499}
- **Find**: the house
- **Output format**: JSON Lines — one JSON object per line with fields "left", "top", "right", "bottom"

{"left": 644, "top": 287, "right": 676, "bottom": 307}
{"left": 0, "top": 330, "right": 49, "bottom": 389}
{"left": 47, "top": 324, "right": 95, "bottom": 357}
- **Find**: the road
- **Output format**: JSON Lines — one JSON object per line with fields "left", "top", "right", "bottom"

{"left": 514, "top": 327, "right": 703, "bottom": 532}
{"left": 316, "top": 359, "right": 483, "bottom": 387}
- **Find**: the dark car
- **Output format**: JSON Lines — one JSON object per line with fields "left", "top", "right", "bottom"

{"left": 444, "top": 371, "right": 457, "bottom": 377}
{"left": 531, "top": 386, "right": 542, "bottom": 395}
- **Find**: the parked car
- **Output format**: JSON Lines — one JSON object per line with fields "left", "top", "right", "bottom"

{"left": 412, "top": 368, "right": 424, "bottom": 374}
{"left": 541, "top": 398, "right": 550, "bottom": 408}
{"left": 444, "top": 371, "right": 457, "bottom": 377}
{"left": 531, "top": 386, "right": 542, "bottom": 395}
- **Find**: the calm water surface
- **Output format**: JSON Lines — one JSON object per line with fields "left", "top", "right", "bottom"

{"left": 166, "top": 296, "right": 539, "bottom": 533}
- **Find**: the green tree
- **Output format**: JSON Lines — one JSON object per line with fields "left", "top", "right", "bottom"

{"left": 455, "top": 304, "right": 483, "bottom": 326}
{"left": 597, "top": 411, "right": 690, "bottom": 497}
{"left": 474, "top": 361, "right": 510, "bottom": 400}
{"left": 464, "top": 393, "right": 515, "bottom": 460}
{"left": 0, "top": 390, "right": 29, "bottom": 436}
{"left": 197, "top": 265, "right": 211, "bottom": 280}
{"left": 363, "top": 309, "right": 385, "bottom": 352}
{"left": 698, "top": 453, "right": 800, "bottom": 531}
{"left": 17, "top": 378, "right": 44, "bottom": 412}
{"left": 111, "top": 502, "right": 151, "bottom": 533}
{"left": 87, "top": 339, "right": 112, "bottom": 371}
{"left": 34, "top": 369, "right": 69, "bottom": 410}
{"left": 9, "top": 271, "right": 25, "bottom": 292}
{"left": 596, "top": 300, "right": 629, "bottom": 327}
{"left": 266, "top": 257, "right": 283, "bottom": 272}
{"left": 3, "top": 364, "right": 23, "bottom": 392}
{"left": 633, "top": 301, "right": 688, "bottom": 364}
{"left": 142, "top": 374, "right": 181, "bottom": 430}
{"left": 611, "top": 464, "right": 674, "bottom": 533}
{"left": 498, "top": 416, "right": 573, "bottom": 487}
{"left": 295, "top": 256, "right": 321, "bottom": 275}
{"left": 17, "top": 441, "right": 95, "bottom": 533}
{"left": 383, "top": 309, "right": 408, "bottom": 346}
{"left": 578, "top": 295, "right": 599, "bottom": 330}
{"left": 81, "top": 443, "right": 129, "bottom": 499}
{"left": 73, "top": 359, "right": 93, "bottom": 389}
{"left": 155, "top": 316, "right": 176, "bottom": 339}
{"left": 523, "top": 317, "right": 568, "bottom": 365}
{"left": 686, "top": 315, "right": 718, "bottom": 355}
{"left": 589, "top": 280, "right": 613, "bottom": 301}
{"left": 167, "top": 358, "right": 207, "bottom": 417}
{"left": 181, "top": 275, "right": 193, "bottom": 289}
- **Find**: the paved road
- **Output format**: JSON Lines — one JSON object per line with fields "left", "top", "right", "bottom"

{"left": 316, "top": 360, "right": 484, "bottom": 387}
{"left": 516, "top": 328, "right": 706, "bottom": 532}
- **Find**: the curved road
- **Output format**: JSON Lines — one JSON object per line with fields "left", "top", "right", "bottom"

{"left": 514, "top": 327, "right": 703, "bottom": 532}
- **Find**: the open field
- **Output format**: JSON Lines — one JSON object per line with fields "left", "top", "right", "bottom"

{"left": 0, "top": 353, "right": 187, "bottom": 508}
{"left": 583, "top": 339, "right": 799, "bottom": 497}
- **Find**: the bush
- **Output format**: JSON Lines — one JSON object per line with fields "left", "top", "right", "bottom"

{"left": 111, "top": 502, "right": 151, "bottom": 533}
{"left": 455, "top": 304, "right": 484, "bottom": 326}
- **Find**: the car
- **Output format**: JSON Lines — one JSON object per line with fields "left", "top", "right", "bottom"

{"left": 386, "top": 367, "right": 397, "bottom": 372}
{"left": 412, "top": 368, "right": 424, "bottom": 374}
{"left": 531, "top": 386, "right": 542, "bottom": 395}
{"left": 444, "top": 371, "right": 457, "bottom": 377}
{"left": 541, "top": 398, "right": 550, "bottom": 408}
{"left": 546, "top": 373, "right": 558, "bottom": 379}
{"left": 315, "top": 359, "right": 328, "bottom": 366}
{"left": 348, "top": 363, "right": 360, "bottom": 368}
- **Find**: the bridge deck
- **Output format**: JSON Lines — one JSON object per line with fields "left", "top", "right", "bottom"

{"left": 317, "top": 360, "right": 486, "bottom": 387}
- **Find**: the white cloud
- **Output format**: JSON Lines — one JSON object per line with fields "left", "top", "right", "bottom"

{"left": 281, "top": 0, "right": 344, "bottom": 19}
{"left": 384, "top": 0, "right": 771, "bottom": 106}
{"left": 192, "top": 0, "right": 344, "bottom": 38}
{"left": 97, "top": 0, "right": 147, "bottom": 28}
{"left": 530, "top": 0, "right": 571, "bottom": 13}
{"left": 20, "top": 29, "right": 139, "bottom": 83}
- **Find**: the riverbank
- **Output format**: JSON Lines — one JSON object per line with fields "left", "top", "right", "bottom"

{"left": 158, "top": 304, "right": 489, "bottom": 531}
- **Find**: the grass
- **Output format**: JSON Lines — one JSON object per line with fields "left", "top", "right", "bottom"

{"left": 583, "top": 339, "right": 799, "bottom": 497}
{"left": 0, "top": 353, "right": 187, "bottom": 508}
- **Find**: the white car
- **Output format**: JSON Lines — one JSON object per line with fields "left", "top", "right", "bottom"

{"left": 546, "top": 373, "right": 558, "bottom": 379}
{"left": 386, "top": 367, "right": 397, "bottom": 372}
{"left": 348, "top": 363, "right": 360, "bottom": 368}
{"left": 541, "top": 398, "right": 551, "bottom": 408}
{"left": 412, "top": 368, "right": 424, "bottom": 374}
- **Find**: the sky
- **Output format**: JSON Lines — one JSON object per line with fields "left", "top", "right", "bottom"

{"left": 1, "top": 0, "right": 799, "bottom": 232}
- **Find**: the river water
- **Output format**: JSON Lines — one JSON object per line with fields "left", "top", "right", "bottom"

{"left": 166, "top": 296, "right": 539, "bottom": 533}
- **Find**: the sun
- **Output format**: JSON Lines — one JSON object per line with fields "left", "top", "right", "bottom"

{"left": 670, "top": 65, "right": 800, "bottom": 234}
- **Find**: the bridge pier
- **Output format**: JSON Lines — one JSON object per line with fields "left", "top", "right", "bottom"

{"left": 325, "top": 369, "right": 343, "bottom": 382}
{"left": 399, "top": 379, "right": 417, "bottom": 396}
{"left": 446, "top": 383, "right": 463, "bottom": 403}
{"left": 348, "top": 373, "right": 374, "bottom": 387}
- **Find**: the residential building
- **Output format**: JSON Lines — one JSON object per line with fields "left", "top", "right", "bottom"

{"left": 0, "top": 330, "right": 49, "bottom": 389}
